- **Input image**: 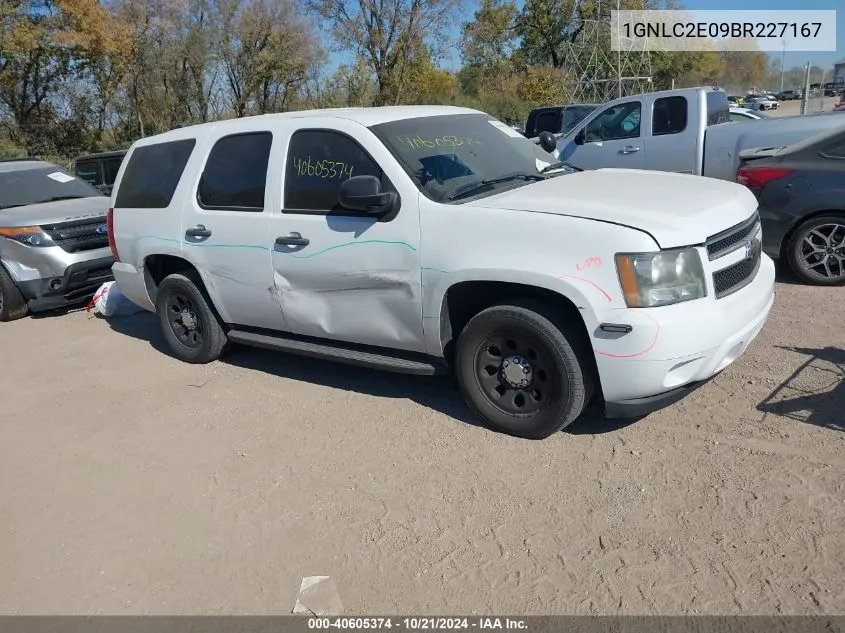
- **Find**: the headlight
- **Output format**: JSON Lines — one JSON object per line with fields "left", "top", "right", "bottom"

{"left": 0, "top": 226, "right": 55, "bottom": 247}
{"left": 615, "top": 248, "right": 706, "bottom": 307}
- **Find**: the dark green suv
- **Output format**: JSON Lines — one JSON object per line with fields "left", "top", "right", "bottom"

{"left": 73, "top": 150, "right": 127, "bottom": 195}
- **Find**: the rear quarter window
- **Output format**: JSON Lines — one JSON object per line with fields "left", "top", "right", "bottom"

{"left": 706, "top": 91, "right": 730, "bottom": 125}
{"left": 75, "top": 160, "right": 101, "bottom": 186}
{"left": 114, "top": 139, "right": 196, "bottom": 208}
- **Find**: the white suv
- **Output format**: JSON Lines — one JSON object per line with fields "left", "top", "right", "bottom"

{"left": 108, "top": 106, "right": 775, "bottom": 439}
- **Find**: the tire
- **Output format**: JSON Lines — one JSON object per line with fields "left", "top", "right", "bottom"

{"left": 455, "top": 300, "right": 595, "bottom": 439}
{"left": 156, "top": 271, "right": 228, "bottom": 363}
{"left": 786, "top": 215, "right": 845, "bottom": 286}
{"left": 0, "top": 265, "right": 29, "bottom": 322}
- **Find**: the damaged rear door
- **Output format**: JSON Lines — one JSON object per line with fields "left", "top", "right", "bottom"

{"left": 270, "top": 120, "right": 425, "bottom": 353}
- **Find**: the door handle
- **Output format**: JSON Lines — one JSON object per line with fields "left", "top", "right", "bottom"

{"left": 185, "top": 225, "right": 212, "bottom": 238}
{"left": 276, "top": 232, "right": 309, "bottom": 247}
{"left": 619, "top": 146, "right": 640, "bottom": 154}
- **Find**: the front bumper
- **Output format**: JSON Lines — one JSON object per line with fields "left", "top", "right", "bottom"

{"left": 597, "top": 253, "right": 776, "bottom": 417}
{"left": 17, "top": 256, "right": 114, "bottom": 312}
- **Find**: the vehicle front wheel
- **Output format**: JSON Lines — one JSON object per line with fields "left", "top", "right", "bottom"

{"left": 787, "top": 215, "right": 845, "bottom": 286}
{"left": 0, "top": 265, "right": 29, "bottom": 322}
{"left": 455, "top": 301, "right": 595, "bottom": 439}
{"left": 156, "top": 272, "right": 228, "bottom": 363}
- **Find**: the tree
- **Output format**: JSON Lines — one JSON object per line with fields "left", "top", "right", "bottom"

{"left": 0, "top": 0, "right": 127, "bottom": 153}
{"left": 459, "top": 0, "right": 516, "bottom": 95}
{"left": 215, "top": 0, "right": 323, "bottom": 117}
{"left": 308, "top": 0, "right": 460, "bottom": 105}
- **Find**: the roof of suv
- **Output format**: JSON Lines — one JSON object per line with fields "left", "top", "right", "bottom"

{"left": 129, "top": 106, "right": 485, "bottom": 148}
{"left": 0, "top": 159, "right": 54, "bottom": 173}
{"left": 75, "top": 150, "right": 128, "bottom": 161}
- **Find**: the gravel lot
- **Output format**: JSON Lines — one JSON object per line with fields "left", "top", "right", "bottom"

{"left": 1, "top": 260, "right": 842, "bottom": 616}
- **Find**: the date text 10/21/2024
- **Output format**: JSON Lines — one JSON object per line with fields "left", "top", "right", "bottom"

{"left": 307, "top": 618, "right": 529, "bottom": 630}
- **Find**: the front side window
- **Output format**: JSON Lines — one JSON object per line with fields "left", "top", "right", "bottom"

{"left": 652, "top": 96, "right": 688, "bottom": 136}
{"left": 198, "top": 132, "right": 272, "bottom": 211}
{"left": 584, "top": 102, "right": 641, "bottom": 142}
{"left": 284, "top": 130, "right": 387, "bottom": 212}
{"left": 371, "top": 113, "right": 568, "bottom": 204}
{"left": 115, "top": 139, "right": 196, "bottom": 208}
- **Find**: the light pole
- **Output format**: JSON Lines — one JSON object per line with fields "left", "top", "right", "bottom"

{"left": 780, "top": 37, "right": 787, "bottom": 92}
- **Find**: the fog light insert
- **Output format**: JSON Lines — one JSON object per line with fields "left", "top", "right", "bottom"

{"left": 49, "top": 278, "right": 62, "bottom": 290}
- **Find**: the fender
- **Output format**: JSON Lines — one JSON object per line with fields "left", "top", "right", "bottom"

{"left": 422, "top": 267, "right": 615, "bottom": 357}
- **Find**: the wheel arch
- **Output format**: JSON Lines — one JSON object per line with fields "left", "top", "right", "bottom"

{"left": 432, "top": 274, "right": 603, "bottom": 365}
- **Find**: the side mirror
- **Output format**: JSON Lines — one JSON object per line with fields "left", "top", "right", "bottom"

{"left": 338, "top": 175, "right": 396, "bottom": 214}
{"left": 574, "top": 129, "right": 585, "bottom": 146}
{"left": 537, "top": 131, "right": 557, "bottom": 154}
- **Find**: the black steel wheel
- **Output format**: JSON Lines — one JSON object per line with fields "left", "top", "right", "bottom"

{"left": 156, "top": 272, "right": 228, "bottom": 363}
{"left": 787, "top": 215, "right": 845, "bottom": 286}
{"left": 455, "top": 301, "right": 594, "bottom": 439}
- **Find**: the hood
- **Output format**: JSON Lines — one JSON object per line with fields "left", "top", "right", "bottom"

{"left": 474, "top": 168, "right": 758, "bottom": 248}
{"left": 0, "top": 196, "right": 110, "bottom": 228}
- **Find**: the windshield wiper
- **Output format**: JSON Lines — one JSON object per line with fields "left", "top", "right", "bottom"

{"left": 31, "top": 195, "right": 87, "bottom": 204}
{"left": 448, "top": 172, "right": 545, "bottom": 201}
{"left": 539, "top": 161, "right": 583, "bottom": 174}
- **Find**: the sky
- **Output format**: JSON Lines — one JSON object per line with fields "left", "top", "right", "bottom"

{"left": 680, "top": 0, "right": 843, "bottom": 68}
{"left": 432, "top": 0, "right": 843, "bottom": 71}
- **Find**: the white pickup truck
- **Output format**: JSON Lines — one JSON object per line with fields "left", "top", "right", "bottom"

{"left": 108, "top": 105, "right": 775, "bottom": 439}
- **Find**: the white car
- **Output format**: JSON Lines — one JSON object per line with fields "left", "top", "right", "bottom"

{"left": 107, "top": 106, "right": 775, "bottom": 439}
{"left": 729, "top": 107, "right": 768, "bottom": 122}
{"left": 745, "top": 96, "right": 779, "bottom": 111}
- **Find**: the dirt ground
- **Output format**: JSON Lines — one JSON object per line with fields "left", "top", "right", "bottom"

{"left": 1, "top": 261, "right": 843, "bottom": 616}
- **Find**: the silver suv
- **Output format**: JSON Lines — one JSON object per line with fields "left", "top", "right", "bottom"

{"left": 0, "top": 159, "right": 114, "bottom": 321}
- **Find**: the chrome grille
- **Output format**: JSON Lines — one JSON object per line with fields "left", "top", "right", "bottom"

{"left": 706, "top": 212, "right": 763, "bottom": 299}
{"left": 705, "top": 211, "right": 760, "bottom": 261}
{"left": 41, "top": 217, "right": 109, "bottom": 253}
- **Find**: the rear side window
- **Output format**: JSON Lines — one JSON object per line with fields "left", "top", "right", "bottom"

{"left": 706, "top": 90, "right": 730, "bottom": 125}
{"left": 115, "top": 139, "right": 196, "bottom": 208}
{"left": 652, "top": 96, "right": 688, "bottom": 136}
{"left": 534, "top": 111, "right": 560, "bottom": 135}
{"left": 198, "top": 132, "right": 272, "bottom": 211}
{"left": 823, "top": 141, "right": 845, "bottom": 158}
{"left": 104, "top": 158, "right": 123, "bottom": 185}
{"left": 75, "top": 160, "right": 101, "bottom": 186}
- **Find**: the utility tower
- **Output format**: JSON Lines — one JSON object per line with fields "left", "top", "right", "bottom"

{"left": 561, "top": 0, "right": 654, "bottom": 103}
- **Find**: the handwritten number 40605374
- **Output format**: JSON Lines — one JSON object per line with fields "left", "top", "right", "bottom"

{"left": 292, "top": 156, "right": 354, "bottom": 180}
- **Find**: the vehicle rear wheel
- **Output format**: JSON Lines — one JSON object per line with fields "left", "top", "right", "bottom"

{"left": 156, "top": 272, "right": 228, "bottom": 363}
{"left": 787, "top": 215, "right": 845, "bottom": 286}
{"left": 455, "top": 301, "right": 594, "bottom": 439}
{"left": 0, "top": 265, "right": 29, "bottom": 322}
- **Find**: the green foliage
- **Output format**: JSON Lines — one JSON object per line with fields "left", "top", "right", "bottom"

{"left": 0, "top": 0, "right": 803, "bottom": 160}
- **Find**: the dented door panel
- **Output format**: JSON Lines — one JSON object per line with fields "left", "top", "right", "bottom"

{"left": 270, "top": 120, "right": 425, "bottom": 353}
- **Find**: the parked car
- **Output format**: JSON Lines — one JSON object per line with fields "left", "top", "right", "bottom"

{"left": 108, "top": 105, "right": 775, "bottom": 439}
{"left": 0, "top": 159, "right": 114, "bottom": 321}
{"left": 736, "top": 127, "right": 845, "bottom": 285}
{"left": 744, "top": 96, "right": 779, "bottom": 111}
{"left": 73, "top": 150, "right": 127, "bottom": 195}
{"left": 776, "top": 90, "right": 802, "bottom": 101}
{"left": 524, "top": 104, "right": 598, "bottom": 138}
{"left": 551, "top": 86, "right": 842, "bottom": 181}
{"left": 730, "top": 107, "right": 768, "bottom": 123}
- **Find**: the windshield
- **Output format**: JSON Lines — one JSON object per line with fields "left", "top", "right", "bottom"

{"left": 371, "top": 113, "right": 564, "bottom": 203}
{"left": 0, "top": 166, "right": 102, "bottom": 209}
{"left": 561, "top": 106, "right": 597, "bottom": 135}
